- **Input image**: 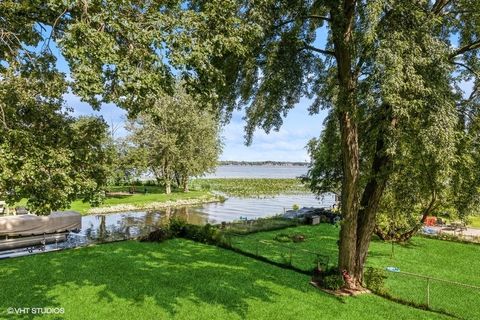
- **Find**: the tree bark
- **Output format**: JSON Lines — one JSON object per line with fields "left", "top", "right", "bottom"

{"left": 330, "top": 0, "right": 360, "bottom": 287}
{"left": 354, "top": 104, "right": 396, "bottom": 283}
{"left": 165, "top": 178, "right": 171, "bottom": 194}
{"left": 337, "top": 110, "right": 360, "bottom": 286}
{"left": 182, "top": 175, "right": 189, "bottom": 192}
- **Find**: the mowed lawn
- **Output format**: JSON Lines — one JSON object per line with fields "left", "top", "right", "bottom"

{"left": 0, "top": 239, "right": 448, "bottom": 320}
{"left": 15, "top": 187, "right": 213, "bottom": 214}
{"left": 230, "top": 224, "right": 480, "bottom": 319}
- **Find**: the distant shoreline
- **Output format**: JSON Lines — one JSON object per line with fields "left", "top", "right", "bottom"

{"left": 219, "top": 161, "right": 309, "bottom": 167}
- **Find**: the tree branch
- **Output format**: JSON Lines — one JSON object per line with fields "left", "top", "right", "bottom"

{"left": 431, "top": 0, "right": 452, "bottom": 15}
{"left": 274, "top": 15, "right": 331, "bottom": 29}
{"left": 452, "top": 61, "right": 480, "bottom": 79}
{"left": 449, "top": 40, "right": 480, "bottom": 59}
{"left": 303, "top": 43, "right": 335, "bottom": 57}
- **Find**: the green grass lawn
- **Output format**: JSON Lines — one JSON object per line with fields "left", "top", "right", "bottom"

{"left": 468, "top": 215, "right": 480, "bottom": 228}
{"left": 15, "top": 188, "right": 214, "bottom": 215}
{"left": 230, "top": 224, "right": 480, "bottom": 319}
{"left": 70, "top": 189, "right": 213, "bottom": 214}
{"left": 0, "top": 239, "right": 449, "bottom": 320}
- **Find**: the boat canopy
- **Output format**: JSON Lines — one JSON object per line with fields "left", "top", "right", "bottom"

{"left": 0, "top": 211, "right": 81, "bottom": 237}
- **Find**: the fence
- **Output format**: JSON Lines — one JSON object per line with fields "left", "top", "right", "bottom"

{"left": 223, "top": 232, "right": 330, "bottom": 273}
{"left": 384, "top": 269, "right": 480, "bottom": 319}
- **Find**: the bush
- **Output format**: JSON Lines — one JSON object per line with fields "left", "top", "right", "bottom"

{"left": 183, "top": 223, "right": 219, "bottom": 244}
{"left": 274, "top": 233, "right": 292, "bottom": 243}
{"left": 291, "top": 234, "right": 306, "bottom": 243}
{"left": 312, "top": 268, "right": 345, "bottom": 291}
{"left": 323, "top": 273, "right": 345, "bottom": 290}
{"left": 364, "top": 267, "right": 388, "bottom": 293}
{"left": 140, "top": 227, "right": 173, "bottom": 243}
{"left": 169, "top": 217, "right": 188, "bottom": 236}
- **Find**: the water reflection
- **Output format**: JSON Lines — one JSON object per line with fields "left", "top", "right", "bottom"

{"left": 79, "top": 193, "right": 334, "bottom": 243}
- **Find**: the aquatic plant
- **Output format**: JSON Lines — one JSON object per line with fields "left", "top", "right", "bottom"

{"left": 191, "top": 178, "right": 309, "bottom": 197}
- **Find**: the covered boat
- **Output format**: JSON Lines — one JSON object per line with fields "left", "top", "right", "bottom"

{"left": 0, "top": 211, "right": 81, "bottom": 251}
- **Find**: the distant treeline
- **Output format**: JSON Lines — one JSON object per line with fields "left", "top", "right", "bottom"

{"left": 219, "top": 161, "right": 309, "bottom": 166}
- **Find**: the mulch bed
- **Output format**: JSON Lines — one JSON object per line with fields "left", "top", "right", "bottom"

{"left": 309, "top": 281, "right": 371, "bottom": 296}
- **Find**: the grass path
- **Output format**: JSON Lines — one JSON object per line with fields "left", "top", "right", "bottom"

{"left": 0, "top": 239, "right": 449, "bottom": 320}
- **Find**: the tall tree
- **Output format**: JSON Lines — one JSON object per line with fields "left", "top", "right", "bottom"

{"left": 127, "top": 82, "right": 221, "bottom": 194}
{"left": 165, "top": 0, "right": 480, "bottom": 288}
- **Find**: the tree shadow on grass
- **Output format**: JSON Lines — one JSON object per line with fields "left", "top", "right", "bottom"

{"left": 0, "top": 239, "right": 345, "bottom": 319}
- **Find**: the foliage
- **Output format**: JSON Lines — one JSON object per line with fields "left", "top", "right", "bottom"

{"left": 274, "top": 233, "right": 306, "bottom": 243}
{"left": 192, "top": 178, "right": 309, "bottom": 197}
{"left": 363, "top": 267, "right": 388, "bottom": 294}
{"left": 127, "top": 82, "right": 221, "bottom": 194}
{"left": 321, "top": 271, "right": 345, "bottom": 291}
{"left": 139, "top": 227, "right": 173, "bottom": 243}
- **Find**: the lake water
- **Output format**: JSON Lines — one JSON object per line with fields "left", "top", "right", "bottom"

{"left": 203, "top": 165, "right": 309, "bottom": 178}
{"left": 77, "top": 193, "right": 336, "bottom": 243}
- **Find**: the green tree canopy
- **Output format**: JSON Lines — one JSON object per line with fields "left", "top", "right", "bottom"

{"left": 127, "top": 82, "right": 221, "bottom": 194}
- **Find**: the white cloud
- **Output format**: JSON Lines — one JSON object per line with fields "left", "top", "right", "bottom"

{"left": 64, "top": 92, "right": 328, "bottom": 161}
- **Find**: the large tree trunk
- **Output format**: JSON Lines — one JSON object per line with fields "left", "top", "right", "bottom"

{"left": 354, "top": 104, "right": 396, "bottom": 283}
{"left": 337, "top": 110, "right": 360, "bottom": 286}
{"left": 330, "top": 0, "right": 361, "bottom": 288}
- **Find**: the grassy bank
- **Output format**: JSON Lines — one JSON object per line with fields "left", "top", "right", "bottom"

{"left": 192, "top": 178, "right": 309, "bottom": 197}
{"left": 13, "top": 187, "right": 217, "bottom": 215}
{"left": 229, "top": 224, "right": 480, "bottom": 319}
{"left": 71, "top": 189, "right": 218, "bottom": 215}
{"left": 468, "top": 215, "right": 480, "bottom": 228}
{"left": 0, "top": 239, "right": 448, "bottom": 320}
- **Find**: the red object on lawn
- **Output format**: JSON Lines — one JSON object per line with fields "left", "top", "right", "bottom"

{"left": 424, "top": 216, "right": 437, "bottom": 226}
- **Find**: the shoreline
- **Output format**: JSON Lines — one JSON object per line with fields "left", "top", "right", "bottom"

{"left": 84, "top": 195, "right": 223, "bottom": 215}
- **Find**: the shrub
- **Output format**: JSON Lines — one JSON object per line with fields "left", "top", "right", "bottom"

{"left": 183, "top": 223, "right": 218, "bottom": 244}
{"left": 312, "top": 268, "right": 345, "bottom": 291}
{"left": 291, "top": 234, "right": 306, "bottom": 242}
{"left": 140, "top": 227, "right": 173, "bottom": 243}
{"left": 364, "top": 267, "right": 388, "bottom": 293}
{"left": 274, "top": 233, "right": 292, "bottom": 243}
{"left": 169, "top": 217, "right": 188, "bottom": 236}
{"left": 292, "top": 204, "right": 300, "bottom": 211}
{"left": 323, "top": 273, "right": 345, "bottom": 290}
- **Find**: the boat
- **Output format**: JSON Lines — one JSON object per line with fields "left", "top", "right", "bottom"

{"left": 0, "top": 211, "right": 81, "bottom": 251}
